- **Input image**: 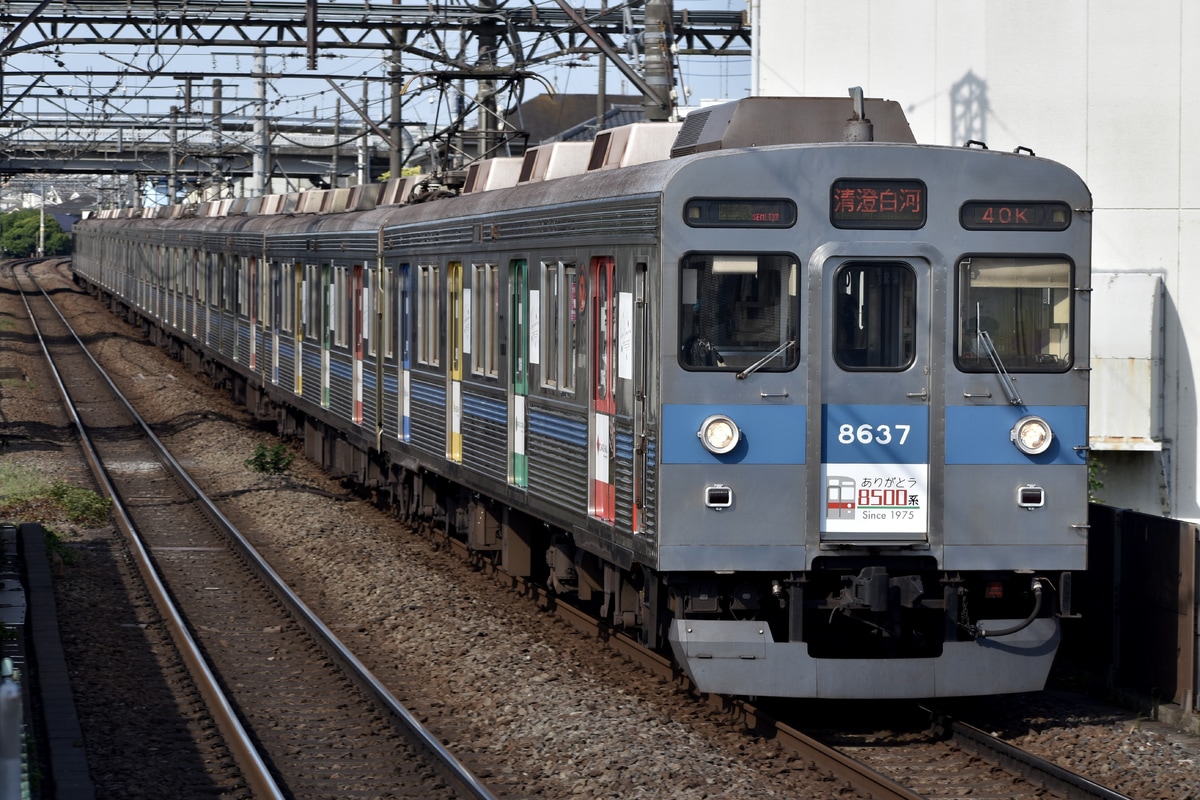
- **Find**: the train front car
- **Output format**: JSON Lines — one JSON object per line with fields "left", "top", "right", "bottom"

{"left": 656, "top": 99, "right": 1090, "bottom": 699}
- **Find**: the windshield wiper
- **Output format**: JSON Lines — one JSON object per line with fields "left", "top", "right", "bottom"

{"left": 736, "top": 340, "right": 795, "bottom": 380}
{"left": 977, "top": 329, "right": 1023, "bottom": 404}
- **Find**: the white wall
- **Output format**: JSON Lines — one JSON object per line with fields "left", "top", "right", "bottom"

{"left": 758, "top": 0, "right": 1200, "bottom": 517}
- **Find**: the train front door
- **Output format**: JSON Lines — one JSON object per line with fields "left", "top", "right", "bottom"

{"left": 818, "top": 258, "right": 934, "bottom": 546}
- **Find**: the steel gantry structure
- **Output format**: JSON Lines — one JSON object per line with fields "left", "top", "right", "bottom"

{"left": 0, "top": 1, "right": 750, "bottom": 204}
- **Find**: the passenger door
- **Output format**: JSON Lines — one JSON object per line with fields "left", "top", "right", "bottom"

{"left": 352, "top": 264, "right": 365, "bottom": 425}
{"left": 447, "top": 262, "right": 464, "bottom": 463}
{"left": 508, "top": 259, "right": 529, "bottom": 487}
{"left": 589, "top": 256, "right": 617, "bottom": 524}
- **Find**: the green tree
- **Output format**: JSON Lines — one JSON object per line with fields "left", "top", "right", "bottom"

{"left": 0, "top": 208, "right": 72, "bottom": 257}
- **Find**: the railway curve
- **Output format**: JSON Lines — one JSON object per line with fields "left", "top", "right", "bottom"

{"left": 12, "top": 260, "right": 493, "bottom": 799}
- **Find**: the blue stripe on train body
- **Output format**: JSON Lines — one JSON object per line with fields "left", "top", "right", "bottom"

{"left": 661, "top": 404, "right": 806, "bottom": 465}
{"left": 945, "top": 405, "right": 1087, "bottom": 466}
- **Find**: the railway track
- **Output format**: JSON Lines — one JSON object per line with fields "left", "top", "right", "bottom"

{"left": 801, "top": 704, "right": 1136, "bottom": 800}
{"left": 461, "top": 540, "right": 1138, "bottom": 800}
{"left": 13, "top": 262, "right": 494, "bottom": 799}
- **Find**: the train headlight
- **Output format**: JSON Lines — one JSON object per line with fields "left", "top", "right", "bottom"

{"left": 698, "top": 414, "right": 740, "bottom": 455}
{"left": 1010, "top": 415, "right": 1053, "bottom": 455}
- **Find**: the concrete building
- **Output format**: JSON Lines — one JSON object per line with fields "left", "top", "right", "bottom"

{"left": 754, "top": 0, "right": 1197, "bottom": 518}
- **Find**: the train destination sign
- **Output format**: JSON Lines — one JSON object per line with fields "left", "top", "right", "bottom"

{"left": 830, "top": 179, "right": 926, "bottom": 229}
{"left": 684, "top": 198, "right": 797, "bottom": 228}
{"left": 960, "top": 201, "right": 1071, "bottom": 231}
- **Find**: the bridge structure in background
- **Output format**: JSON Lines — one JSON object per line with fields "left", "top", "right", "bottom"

{"left": 0, "top": 1, "right": 751, "bottom": 201}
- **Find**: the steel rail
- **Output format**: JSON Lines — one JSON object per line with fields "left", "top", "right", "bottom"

{"left": 929, "top": 710, "right": 1136, "bottom": 800}
{"left": 456, "top": 538, "right": 921, "bottom": 800}
{"left": 13, "top": 263, "right": 287, "bottom": 800}
{"left": 21, "top": 262, "right": 497, "bottom": 800}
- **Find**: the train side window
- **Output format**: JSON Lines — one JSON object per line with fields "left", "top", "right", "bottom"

{"left": 957, "top": 256, "right": 1072, "bottom": 372}
{"left": 833, "top": 262, "right": 916, "bottom": 371}
{"left": 679, "top": 253, "right": 800, "bottom": 372}
{"left": 542, "top": 261, "right": 560, "bottom": 388}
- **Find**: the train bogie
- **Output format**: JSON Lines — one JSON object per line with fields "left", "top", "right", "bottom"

{"left": 73, "top": 95, "right": 1091, "bottom": 699}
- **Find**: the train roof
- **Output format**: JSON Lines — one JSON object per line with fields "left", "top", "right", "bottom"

{"left": 78, "top": 95, "right": 920, "bottom": 229}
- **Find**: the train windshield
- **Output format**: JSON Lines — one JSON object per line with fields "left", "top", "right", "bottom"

{"left": 679, "top": 253, "right": 800, "bottom": 371}
{"left": 956, "top": 256, "right": 1072, "bottom": 372}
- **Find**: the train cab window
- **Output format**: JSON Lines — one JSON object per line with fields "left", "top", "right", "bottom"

{"left": 679, "top": 253, "right": 800, "bottom": 371}
{"left": 833, "top": 262, "right": 916, "bottom": 370}
{"left": 957, "top": 256, "right": 1072, "bottom": 372}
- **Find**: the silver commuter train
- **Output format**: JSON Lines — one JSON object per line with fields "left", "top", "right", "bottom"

{"left": 72, "top": 96, "right": 1091, "bottom": 699}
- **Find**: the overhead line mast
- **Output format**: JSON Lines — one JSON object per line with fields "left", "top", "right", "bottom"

{"left": 0, "top": 2, "right": 749, "bottom": 191}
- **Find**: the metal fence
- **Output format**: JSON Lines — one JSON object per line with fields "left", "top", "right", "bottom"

{"left": 1062, "top": 504, "right": 1199, "bottom": 712}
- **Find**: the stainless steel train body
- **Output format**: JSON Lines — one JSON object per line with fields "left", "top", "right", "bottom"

{"left": 72, "top": 97, "right": 1092, "bottom": 699}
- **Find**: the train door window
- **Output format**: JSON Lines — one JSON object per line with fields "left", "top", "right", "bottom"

{"left": 380, "top": 266, "right": 394, "bottom": 359}
{"left": 510, "top": 260, "right": 529, "bottom": 390}
{"left": 833, "top": 262, "right": 916, "bottom": 371}
{"left": 564, "top": 265, "right": 578, "bottom": 394}
{"left": 176, "top": 248, "right": 186, "bottom": 322}
{"left": 357, "top": 265, "right": 370, "bottom": 358}
{"left": 471, "top": 262, "right": 499, "bottom": 378}
{"left": 417, "top": 264, "right": 441, "bottom": 366}
{"left": 592, "top": 258, "right": 616, "bottom": 411}
{"left": 238, "top": 256, "right": 248, "bottom": 316}
{"left": 331, "top": 266, "right": 346, "bottom": 348}
{"left": 252, "top": 257, "right": 259, "bottom": 321}
{"left": 328, "top": 267, "right": 339, "bottom": 344}
{"left": 956, "top": 256, "right": 1072, "bottom": 372}
{"left": 207, "top": 254, "right": 216, "bottom": 306}
{"left": 261, "top": 259, "right": 268, "bottom": 332}
{"left": 280, "top": 263, "right": 293, "bottom": 334}
{"left": 679, "top": 253, "right": 800, "bottom": 371}
{"left": 305, "top": 263, "right": 322, "bottom": 339}
{"left": 398, "top": 264, "right": 412, "bottom": 368}
{"left": 227, "top": 255, "right": 237, "bottom": 309}
{"left": 509, "top": 259, "right": 530, "bottom": 488}
{"left": 342, "top": 265, "right": 352, "bottom": 348}
{"left": 448, "top": 262, "right": 463, "bottom": 378}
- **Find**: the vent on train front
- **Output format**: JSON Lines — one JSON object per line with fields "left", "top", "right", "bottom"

{"left": 669, "top": 96, "right": 915, "bottom": 158}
